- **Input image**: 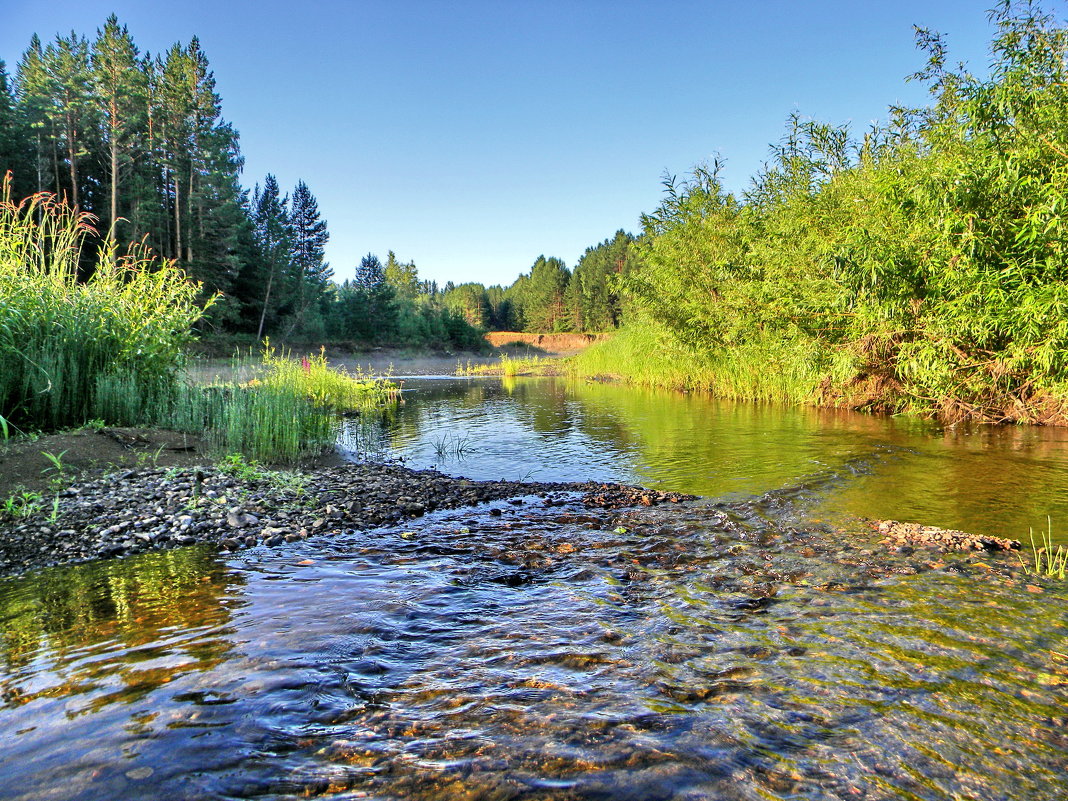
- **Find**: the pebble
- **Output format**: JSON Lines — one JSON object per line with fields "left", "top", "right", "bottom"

{"left": 874, "top": 520, "right": 1021, "bottom": 552}
{"left": 0, "top": 463, "right": 680, "bottom": 576}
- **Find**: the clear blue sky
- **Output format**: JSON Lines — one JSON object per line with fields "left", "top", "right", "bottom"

{"left": 2, "top": 0, "right": 997, "bottom": 287}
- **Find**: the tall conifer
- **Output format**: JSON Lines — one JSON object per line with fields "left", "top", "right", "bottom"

{"left": 42, "top": 32, "right": 97, "bottom": 207}
{"left": 91, "top": 15, "right": 146, "bottom": 241}
{"left": 0, "top": 59, "right": 31, "bottom": 197}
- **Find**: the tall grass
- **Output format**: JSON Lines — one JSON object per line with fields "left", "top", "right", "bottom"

{"left": 95, "top": 349, "right": 398, "bottom": 463}
{"left": 457, "top": 354, "right": 558, "bottom": 377}
{"left": 259, "top": 343, "right": 397, "bottom": 409}
{"left": 0, "top": 178, "right": 397, "bottom": 462}
{"left": 1024, "top": 518, "right": 1068, "bottom": 580}
{"left": 567, "top": 322, "right": 834, "bottom": 404}
{"left": 0, "top": 176, "right": 209, "bottom": 430}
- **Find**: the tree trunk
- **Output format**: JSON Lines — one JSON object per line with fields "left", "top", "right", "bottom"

{"left": 163, "top": 167, "right": 172, "bottom": 256}
{"left": 187, "top": 160, "right": 195, "bottom": 262}
{"left": 50, "top": 121, "right": 61, "bottom": 198}
{"left": 109, "top": 139, "right": 118, "bottom": 242}
{"left": 65, "top": 109, "right": 78, "bottom": 207}
{"left": 257, "top": 268, "right": 275, "bottom": 341}
{"left": 108, "top": 97, "right": 118, "bottom": 243}
{"left": 173, "top": 172, "right": 182, "bottom": 260}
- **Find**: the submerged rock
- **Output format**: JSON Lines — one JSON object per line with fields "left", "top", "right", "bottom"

{"left": 874, "top": 519, "right": 1021, "bottom": 552}
{"left": 581, "top": 484, "right": 696, "bottom": 509}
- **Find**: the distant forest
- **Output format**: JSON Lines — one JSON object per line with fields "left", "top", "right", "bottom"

{"left": 0, "top": 15, "right": 631, "bottom": 350}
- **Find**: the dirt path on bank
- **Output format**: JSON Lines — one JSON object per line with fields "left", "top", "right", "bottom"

{"left": 0, "top": 427, "right": 212, "bottom": 500}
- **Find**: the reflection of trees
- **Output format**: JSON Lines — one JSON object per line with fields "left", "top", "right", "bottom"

{"left": 0, "top": 547, "right": 240, "bottom": 709}
{"left": 374, "top": 381, "right": 490, "bottom": 450}
{"left": 336, "top": 377, "right": 1068, "bottom": 542}
{"left": 557, "top": 379, "right": 898, "bottom": 496}
{"left": 507, "top": 380, "right": 574, "bottom": 437}
{"left": 828, "top": 422, "right": 1068, "bottom": 540}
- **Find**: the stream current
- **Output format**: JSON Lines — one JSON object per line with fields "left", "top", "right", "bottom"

{"left": 1, "top": 377, "right": 1066, "bottom": 800}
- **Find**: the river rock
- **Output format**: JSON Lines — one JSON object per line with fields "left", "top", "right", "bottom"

{"left": 874, "top": 519, "right": 1021, "bottom": 552}
{"left": 0, "top": 460, "right": 705, "bottom": 576}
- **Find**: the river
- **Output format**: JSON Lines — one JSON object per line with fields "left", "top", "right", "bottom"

{"left": 1, "top": 377, "right": 1066, "bottom": 800}
{"left": 344, "top": 377, "right": 1068, "bottom": 542}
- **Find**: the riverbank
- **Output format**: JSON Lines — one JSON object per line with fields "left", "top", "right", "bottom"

{"left": 0, "top": 455, "right": 694, "bottom": 576}
{"left": 567, "top": 325, "right": 1068, "bottom": 426}
{"left": 0, "top": 442, "right": 1034, "bottom": 584}
{"left": 185, "top": 341, "right": 587, "bottom": 384}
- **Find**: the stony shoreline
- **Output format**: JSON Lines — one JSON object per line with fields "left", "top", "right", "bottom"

{"left": 0, "top": 453, "right": 1030, "bottom": 580}
{"left": 0, "top": 461, "right": 694, "bottom": 577}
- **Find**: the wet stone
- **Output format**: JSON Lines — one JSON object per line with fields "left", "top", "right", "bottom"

{"left": 0, "top": 462, "right": 700, "bottom": 576}
{"left": 874, "top": 519, "right": 1021, "bottom": 552}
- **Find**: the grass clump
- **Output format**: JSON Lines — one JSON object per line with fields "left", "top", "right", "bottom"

{"left": 260, "top": 343, "right": 398, "bottom": 410}
{"left": 0, "top": 177, "right": 211, "bottom": 432}
{"left": 0, "top": 177, "right": 398, "bottom": 463}
{"left": 1, "top": 489, "right": 44, "bottom": 519}
{"left": 457, "top": 354, "right": 559, "bottom": 377}
{"left": 216, "top": 453, "right": 309, "bottom": 495}
{"left": 568, "top": 321, "right": 831, "bottom": 404}
{"left": 94, "top": 348, "right": 398, "bottom": 464}
{"left": 1022, "top": 518, "right": 1068, "bottom": 580}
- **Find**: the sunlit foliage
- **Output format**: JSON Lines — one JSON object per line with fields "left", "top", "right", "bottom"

{"left": 609, "top": 1, "right": 1068, "bottom": 423}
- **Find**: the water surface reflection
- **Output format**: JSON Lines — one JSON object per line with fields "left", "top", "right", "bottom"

{"left": 341, "top": 377, "right": 1068, "bottom": 540}
{"left": 0, "top": 498, "right": 1064, "bottom": 800}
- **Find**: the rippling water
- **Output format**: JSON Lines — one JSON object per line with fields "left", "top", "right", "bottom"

{"left": 2, "top": 378, "right": 1067, "bottom": 800}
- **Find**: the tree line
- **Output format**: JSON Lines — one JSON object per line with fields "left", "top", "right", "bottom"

{"left": 439, "top": 229, "right": 640, "bottom": 334}
{"left": 0, "top": 15, "right": 483, "bottom": 349}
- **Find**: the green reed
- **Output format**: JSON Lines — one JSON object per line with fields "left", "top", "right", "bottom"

{"left": 1027, "top": 518, "right": 1068, "bottom": 580}
{"left": 456, "top": 354, "right": 557, "bottom": 377}
{"left": 94, "top": 349, "right": 397, "bottom": 464}
{"left": 568, "top": 323, "right": 827, "bottom": 404}
{"left": 0, "top": 177, "right": 209, "bottom": 431}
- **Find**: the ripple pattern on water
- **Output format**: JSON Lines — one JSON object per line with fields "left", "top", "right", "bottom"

{"left": 341, "top": 377, "right": 1068, "bottom": 542}
{"left": 1, "top": 495, "right": 1065, "bottom": 800}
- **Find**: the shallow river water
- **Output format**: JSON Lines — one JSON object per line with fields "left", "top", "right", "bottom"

{"left": 1, "top": 377, "right": 1067, "bottom": 800}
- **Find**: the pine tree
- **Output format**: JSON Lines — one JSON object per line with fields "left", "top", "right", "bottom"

{"left": 157, "top": 43, "right": 193, "bottom": 260}
{"left": 383, "top": 250, "right": 420, "bottom": 299}
{"left": 251, "top": 174, "right": 292, "bottom": 339}
{"left": 520, "top": 256, "right": 570, "bottom": 332}
{"left": 186, "top": 127, "right": 247, "bottom": 314}
{"left": 15, "top": 35, "right": 59, "bottom": 200}
{"left": 185, "top": 36, "right": 222, "bottom": 265}
{"left": 0, "top": 59, "right": 31, "bottom": 197}
{"left": 443, "top": 283, "right": 490, "bottom": 327}
{"left": 42, "top": 32, "right": 98, "bottom": 207}
{"left": 568, "top": 230, "right": 635, "bottom": 331}
{"left": 354, "top": 253, "right": 384, "bottom": 288}
{"left": 91, "top": 15, "right": 146, "bottom": 242}
{"left": 286, "top": 180, "right": 331, "bottom": 335}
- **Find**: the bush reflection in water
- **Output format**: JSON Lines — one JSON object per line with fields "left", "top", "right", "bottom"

{"left": 341, "top": 377, "right": 1068, "bottom": 544}
{"left": 1, "top": 493, "right": 1066, "bottom": 800}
